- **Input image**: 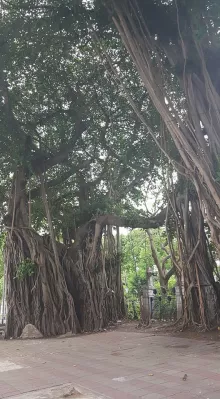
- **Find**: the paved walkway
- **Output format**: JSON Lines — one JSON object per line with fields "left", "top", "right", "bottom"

{"left": 0, "top": 330, "right": 220, "bottom": 399}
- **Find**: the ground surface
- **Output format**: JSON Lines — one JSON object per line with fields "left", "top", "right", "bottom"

{"left": 118, "top": 320, "right": 220, "bottom": 342}
{"left": 0, "top": 328, "right": 220, "bottom": 399}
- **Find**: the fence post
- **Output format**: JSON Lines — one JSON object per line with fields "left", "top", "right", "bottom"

{"left": 140, "top": 267, "right": 155, "bottom": 324}
{"left": 176, "top": 285, "right": 182, "bottom": 319}
{"left": 140, "top": 286, "right": 149, "bottom": 323}
{"left": 0, "top": 266, "right": 6, "bottom": 325}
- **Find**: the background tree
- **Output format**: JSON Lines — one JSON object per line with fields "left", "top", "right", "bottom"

{"left": 146, "top": 230, "right": 174, "bottom": 291}
{"left": 0, "top": 0, "right": 168, "bottom": 337}
{"left": 121, "top": 228, "right": 176, "bottom": 317}
{"left": 2, "top": 0, "right": 219, "bottom": 335}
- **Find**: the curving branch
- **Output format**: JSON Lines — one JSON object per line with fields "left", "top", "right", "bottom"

{"left": 94, "top": 209, "right": 166, "bottom": 230}
{"left": 164, "top": 266, "right": 175, "bottom": 283}
{"left": 31, "top": 120, "right": 86, "bottom": 174}
{"left": 162, "top": 254, "right": 171, "bottom": 270}
{"left": 30, "top": 170, "right": 74, "bottom": 199}
{"left": 73, "top": 209, "right": 167, "bottom": 251}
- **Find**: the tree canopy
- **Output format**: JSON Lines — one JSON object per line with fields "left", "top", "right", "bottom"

{"left": 0, "top": 0, "right": 173, "bottom": 338}
{"left": 0, "top": 0, "right": 167, "bottom": 237}
{"left": 0, "top": 0, "right": 220, "bottom": 336}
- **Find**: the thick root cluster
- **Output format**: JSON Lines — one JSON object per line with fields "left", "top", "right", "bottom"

{"left": 5, "top": 226, "right": 125, "bottom": 338}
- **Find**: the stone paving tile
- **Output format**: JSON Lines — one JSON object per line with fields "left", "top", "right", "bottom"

{"left": 150, "top": 384, "right": 185, "bottom": 396}
{"left": 165, "top": 394, "right": 197, "bottom": 399}
{"left": 92, "top": 385, "right": 136, "bottom": 399}
{"left": 140, "top": 393, "right": 166, "bottom": 399}
{"left": 0, "top": 381, "right": 21, "bottom": 398}
{"left": 0, "top": 331, "right": 220, "bottom": 398}
{"left": 131, "top": 380, "right": 156, "bottom": 389}
{"left": 201, "top": 392, "right": 220, "bottom": 399}
{"left": 0, "top": 394, "right": 21, "bottom": 399}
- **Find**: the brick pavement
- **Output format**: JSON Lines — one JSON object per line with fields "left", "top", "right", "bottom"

{"left": 0, "top": 330, "right": 219, "bottom": 398}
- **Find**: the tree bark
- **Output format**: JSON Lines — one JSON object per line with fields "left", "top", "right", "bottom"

{"left": 5, "top": 168, "right": 80, "bottom": 338}
{"left": 169, "top": 190, "right": 219, "bottom": 329}
{"left": 4, "top": 170, "right": 126, "bottom": 337}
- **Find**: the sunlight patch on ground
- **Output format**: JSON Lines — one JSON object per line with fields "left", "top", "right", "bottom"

{"left": 0, "top": 361, "right": 23, "bottom": 372}
{"left": 6, "top": 384, "right": 106, "bottom": 399}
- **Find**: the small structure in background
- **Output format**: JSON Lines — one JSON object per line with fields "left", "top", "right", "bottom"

{"left": 140, "top": 285, "right": 148, "bottom": 323}
{"left": 148, "top": 266, "right": 156, "bottom": 318}
{"left": 175, "top": 285, "right": 183, "bottom": 320}
{"left": 0, "top": 273, "right": 6, "bottom": 337}
{"left": 139, "top": 266, "right": 181, "bottom": 324}
{"left": 0, "top": 270, "right": 6, "bottom": 326}
{"left": 140, "top": 267, "right": 156, "bottom": 324}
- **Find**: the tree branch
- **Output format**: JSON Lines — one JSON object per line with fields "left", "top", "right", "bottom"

{"left": 164, "top": 266, "right": 175, "bottom": 283}
{"left": 0, "top": 77, "right": 26, "bottom": 142}
{"left": 162, "top": 254, "right": 171, "bottom": 270}
{"left": 30, "top": 170, "right": 74, "bottom": 199}
{"left": 31, "top": 119, "right": 86, "bottom": 174}
{"left": 146, "top": 229, "right": 164, "bottom": 279}
{"left": 30, "top": 156, "right": 93, "bottom": 198}
{"left": 72, "top": 209, "right": 166, "bottom": 250}
{"left": 24, "top": 108, "right": 72, "bottom": 128}
{"left": 94, "top": 209, "right": 166, "bottom": 230}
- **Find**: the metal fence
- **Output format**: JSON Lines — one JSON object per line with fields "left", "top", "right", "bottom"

{"left": 127, "top": 288, "right": 177, "bottom": 322}
{"left": 150, "top": 292, "right": 176, "bottom": 321}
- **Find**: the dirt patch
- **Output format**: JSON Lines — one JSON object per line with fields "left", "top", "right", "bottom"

{"left": 62, "top": 388, "right": 83, "bottom": 398}
{"left": 114, "top": 319, "right": 220, "bottom": 342}
{"left": 111, "top": 351, "right": 120, "bottom": 356}
{"left": 62, "top": 392, "right": 82, "bottom": 398}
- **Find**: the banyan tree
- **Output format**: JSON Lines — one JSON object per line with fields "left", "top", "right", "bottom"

{"left": 106, "top": 0, "right": 220, "bottom": 327}
{"left": 1, "top": 0, "right": 220, "bottom": 335}
{"left": 0, "top": 0, "right": 166, "bottom": 337}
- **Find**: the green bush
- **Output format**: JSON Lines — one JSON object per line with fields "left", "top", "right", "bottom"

{"left": 16, "top": 259, "right": 36, "bottom": 280}
{"left": 125, "top": 296, "right": 140, "bottom": 319}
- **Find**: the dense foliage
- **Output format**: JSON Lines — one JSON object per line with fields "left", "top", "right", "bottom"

{"left": 0, "top": 0, "right": 219, "bottom": 334}
{"left": 0, "top": 0, "right": 172, "bottom": 337}
{"left": 0, "top": 0, "right": 166, "bottom": 235}
{"left": 121, "top": 228, "right": 175, "bottom": 317}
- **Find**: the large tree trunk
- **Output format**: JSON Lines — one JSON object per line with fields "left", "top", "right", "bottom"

{"left": 4, "top": 170, "right": 125, "bottom": 337}
{"left": 5, "top": 168, "right": 80, "bottom": 338}
{"left": 66, "top": 223, "right": 125, "bottom": 332}
{"left": 169, "top": 187, "right": 219, "bottom": 329}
